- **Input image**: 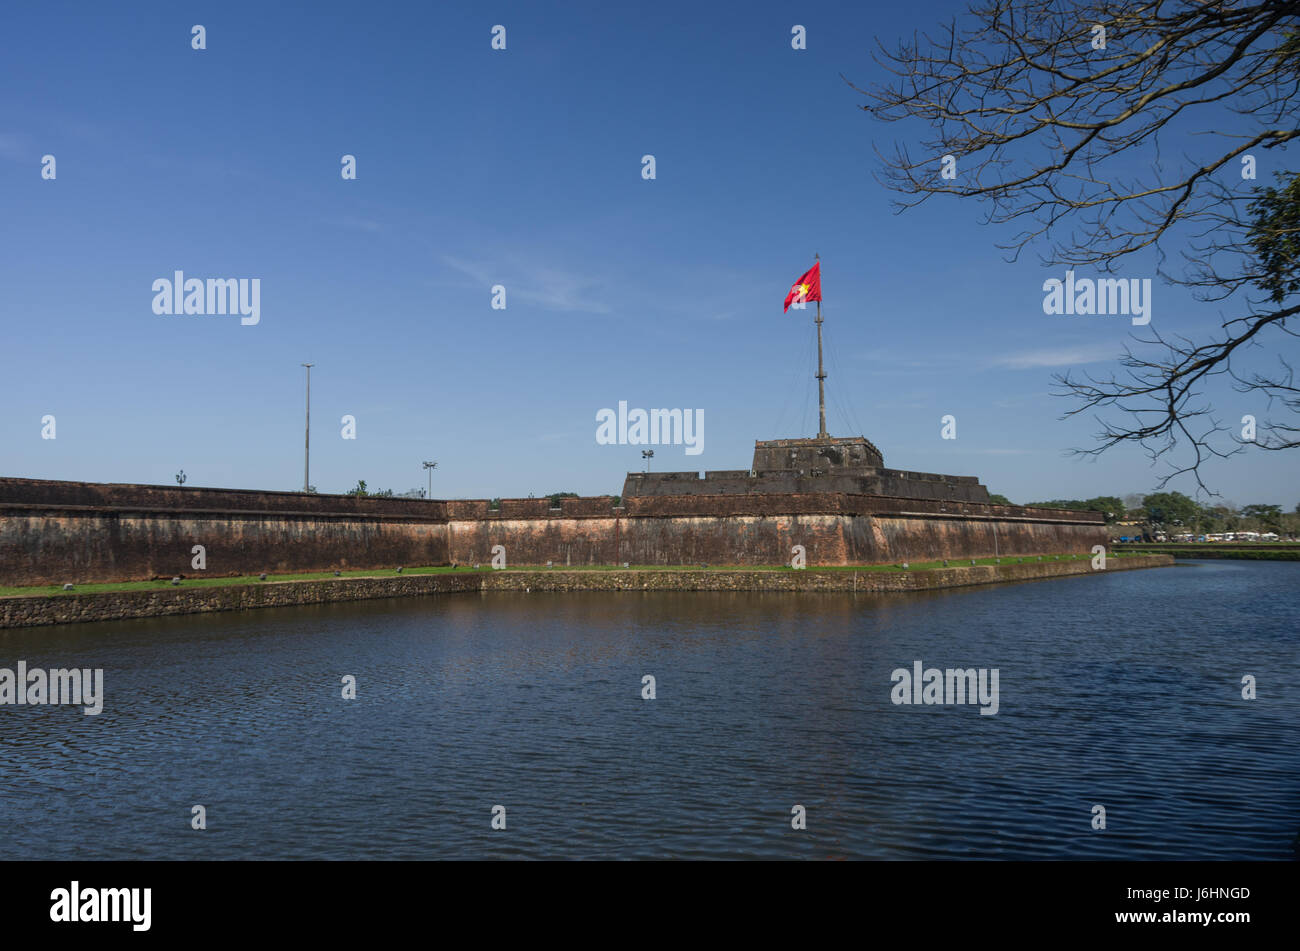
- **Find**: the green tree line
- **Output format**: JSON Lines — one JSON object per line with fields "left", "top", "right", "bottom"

{"left": 990, "top": 491, "right": 1297, "bottom": 535}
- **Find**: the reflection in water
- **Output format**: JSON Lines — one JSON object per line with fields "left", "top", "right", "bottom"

{"left": 0, "top": 561, "right": 1296, "bottom": 859}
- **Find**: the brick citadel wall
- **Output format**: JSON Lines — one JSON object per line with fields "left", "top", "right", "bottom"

{"left": 622, "top": 469, "right": 992, "bottom": 502}
{"left": 446, "top": 494, "right": 1104, "bottom": 567}
{"left": 0, "top": 478, "right": 1107, "bottom": 586}
{"left": 0, "top": 478, "right": 448, "bottom": 586}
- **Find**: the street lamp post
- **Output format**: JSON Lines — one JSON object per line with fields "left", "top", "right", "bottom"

{"left": 423, "top": 460, "right": 438, "bottom": 500}
{"left": 642, "top": 449, "right": 654, "bottom": 472}
{"left": 301, "top": 363, "right": 314, "bottom": 492}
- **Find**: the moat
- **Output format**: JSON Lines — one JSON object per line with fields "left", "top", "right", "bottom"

{"left": 0, "top": 560, "right": 1295, "bottom": 860}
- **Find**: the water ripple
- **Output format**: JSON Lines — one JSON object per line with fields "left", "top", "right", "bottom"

{"left": 0, "top": 561, "right": 1296, "bottom": 859}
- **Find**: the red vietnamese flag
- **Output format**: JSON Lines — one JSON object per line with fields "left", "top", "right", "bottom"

{"left": 783, "top": 262, "right": 821, "bottom": 312}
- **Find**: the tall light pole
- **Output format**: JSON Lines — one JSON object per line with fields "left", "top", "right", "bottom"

{"left": 301, "top": 363, "right": 314, "bottom": 492}
{"left": 423, "top": 460, "right": 438, "bottom": 499}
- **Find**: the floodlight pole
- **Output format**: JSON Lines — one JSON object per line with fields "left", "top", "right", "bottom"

{"left": 301, "top": 363, "right": 313, "bottom": 491}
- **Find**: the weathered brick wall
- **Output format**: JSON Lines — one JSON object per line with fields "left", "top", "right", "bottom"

{"left": 0, "top": 479, "right": 448, "bottom": 586}
{"left": 622, "top": 470, "right": 994, "bottom": 500}
{"left": 446, "top": 511, "right": 1106, "bottom": 567}
{"left": 620, "top": 492, "right": 1096, "bottom": 522}
{"left": 448, "top": 517, "right": 621, "bottom": 567}
{"left": 559, "top": 496, "right": 619, "bottom": 516}
{"left": 446, "top": 499, "right": 488, "bottom": 519}
{"left": 624, "top": 438, "right": 993, "bottom": 501}
{"left": 752, "top": 435, "right": 885, "bottom": 470}
{"left": 1, "top": 511, "right": 447, "bottom": 586}
{"left": 496, "top": 498, "right": 550, "bottom": 517}
{"left": 0, "top": 477, "right": 1107, "bottom": 585}
{"left": 0, "top": 477, "right": 446, "bottom": 518}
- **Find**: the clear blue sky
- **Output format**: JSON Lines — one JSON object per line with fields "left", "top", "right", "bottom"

{"left": 2, "top": 0, "right": 1294, "bottom": 507}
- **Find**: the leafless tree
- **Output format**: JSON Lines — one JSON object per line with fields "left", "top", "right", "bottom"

{"left": 852, "top": 0, "right": 1299, "bottom": 491}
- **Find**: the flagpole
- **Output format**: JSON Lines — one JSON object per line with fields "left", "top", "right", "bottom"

{"left": 814, "top": 252, "right": 828, "bottom": 439}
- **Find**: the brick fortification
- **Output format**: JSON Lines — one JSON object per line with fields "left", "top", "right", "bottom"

{"left": 0, "top": 478, "right": 448, "bottom": 587}
{"left": 623, "top": 436, "right": 991, "bottom": 502}
{"left": 0, "top": 473, "right": 1106, "bottom": 587}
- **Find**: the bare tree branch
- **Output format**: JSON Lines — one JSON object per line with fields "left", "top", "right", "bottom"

{"left": 851, "top": 0, "right": 1299, "bottom": 490}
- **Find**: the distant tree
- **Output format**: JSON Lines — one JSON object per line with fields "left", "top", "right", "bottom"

{"left": 1142, "top": 491, "right": 1200, "bottom": 529}
{"left": 1027, "top": 499, "right": 1081, "bottom": 510}
{"left": 547, "top": 492, "right": 580, "bottom": 506}
{"left": 1024, "top": 496, "right": 1122, "bottom": 521}
{"left": 1197, "top": 502, "right": 1237, "bottom": 533}
{"left": 343, "top": 481, "right": 399, "bottom": 498}
{"left": 1241, "top": 503, "right": 1284, "bottom": 529}
{"left": 988, "top": 493, "right": 1013, "bottom": 505}
{"left": 1084, "top": 496, "right": 1125, "bottom": 523}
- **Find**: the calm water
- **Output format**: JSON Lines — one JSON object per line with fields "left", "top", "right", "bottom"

{"left": 1, "top": 561, "right": 1297, "bottom": 860}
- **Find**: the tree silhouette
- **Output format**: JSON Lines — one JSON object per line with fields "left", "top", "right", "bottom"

{"left": 855, "top": 1, "right": 1299, "bottom": 491}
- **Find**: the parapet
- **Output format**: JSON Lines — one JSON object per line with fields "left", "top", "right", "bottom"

{"left": 622, "top": 469, "right": 992, "bottom": 503}
{"left": 752, "top": 435, "right": 885, "bottom": 472}
{"left": 622, "top": 433, "right": 997, "bottom": 503}
{"left": 0, "top": 477, "right": 446, "bottom": 520}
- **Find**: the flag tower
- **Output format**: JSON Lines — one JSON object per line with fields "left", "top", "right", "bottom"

{"left": 813, "top": 252, "right": 827, "bottom": 439}
{"left": 782, "top": 255, "right": 829, "bottom": 439}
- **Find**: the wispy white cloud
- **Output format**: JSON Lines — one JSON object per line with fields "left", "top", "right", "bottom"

{"left": 440, "top": 255, "right": 492, "bottom": 284}
{"left": 991, "top": 344, "right": 1120, "bottom": 369}
{"left": 892, "top": 446, "right": 1053, "bottom": 458}
{"left": 441, "top": 254, "right": 611, "bottom": 314}
{"left": 990, "top": 393, "right": 1050, "bottom": 409}
{"left": 962, "top": 448, "right": 1052, "bottom": 456}
{"left": 872, "top": 395, "right": 935, "bottom": 410}
{"left": 854, "top": 344, "right": 1122, "bottom": 373}
{"left": 853, "top": 350, "right": 967, "bottom": 371}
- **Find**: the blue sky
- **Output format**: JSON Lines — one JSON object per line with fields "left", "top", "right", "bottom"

{"left": 1, "top": 1, "right": 1295, "bottom": 506}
